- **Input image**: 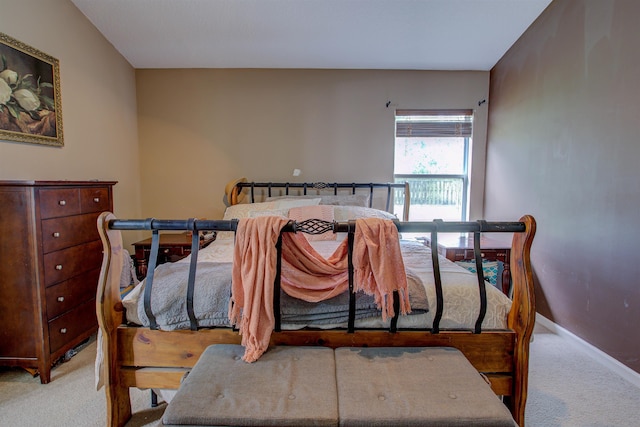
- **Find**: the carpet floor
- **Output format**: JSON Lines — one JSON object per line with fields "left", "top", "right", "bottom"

{"left": 1, "top": 323, "right": 639, "bottom": 426}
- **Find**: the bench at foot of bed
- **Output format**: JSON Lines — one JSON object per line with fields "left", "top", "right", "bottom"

{"left": 162, "top": 345, "right": 517, "bottom": 427}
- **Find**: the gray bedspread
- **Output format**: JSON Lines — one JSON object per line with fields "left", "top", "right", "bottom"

{"left": 131, "top": 262, "right": 428, "bottom": 331}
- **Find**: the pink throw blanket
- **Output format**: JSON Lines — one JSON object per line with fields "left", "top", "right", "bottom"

{"left": 229, "top": 216, "right": 411, "bottom": 362}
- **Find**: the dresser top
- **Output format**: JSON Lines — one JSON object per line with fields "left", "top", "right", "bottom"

{"left": 0, "top": 180, "right": 117, "bottom": 187}
{"left": 424, "top": 233, "right": 512, "bottom": 250}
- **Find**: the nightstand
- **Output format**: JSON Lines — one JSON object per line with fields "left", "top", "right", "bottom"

{"left": 422, "top": 233, "right": 512, "bottom": 295}
{"left": 133, "top": 233, "right": 215, "bottom": 279}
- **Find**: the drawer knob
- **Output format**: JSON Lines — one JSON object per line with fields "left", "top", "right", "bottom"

{"left": 55, "top": 264, "right": 63, "bottom": 270}
{"left": 57, "top": 296, "right": 65, "bottom": 302}
{"left": 60, "top": 328, "right": 67, "bottom": 334}
{"left": 53, "top": 232, "right": 60, "bottom": 238}
{"left": 93, "top": 197, "right": 100, "bottom": 203}
{"left": 163, "top": 248, "right": 170, "bottom": 254}
{"left": 58, "top": 200, "right": 66, "bottom": 206}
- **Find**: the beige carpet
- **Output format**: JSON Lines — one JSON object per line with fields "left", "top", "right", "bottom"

{"left": 1, "top": 324, "right": 639, "bottom": 426}
{"left": 0, "top": 336, "right": 163, "bottom": 427}
{"left": 525, "top": 324, "right": 640, "bottom": 426}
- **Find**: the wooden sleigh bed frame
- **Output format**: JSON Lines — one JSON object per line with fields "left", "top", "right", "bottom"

{"left": 96, "top": 182, "right": 536, "bottom": 427}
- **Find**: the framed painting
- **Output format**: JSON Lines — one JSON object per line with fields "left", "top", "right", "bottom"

{"left": 0, "top": 32, "right": 63, "bottom": 147}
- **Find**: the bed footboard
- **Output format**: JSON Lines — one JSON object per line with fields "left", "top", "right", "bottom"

{"left": 97, "top": 213, "right": 535, "bottom": 427}
{"left": 96, "top": 213, "right": 131, "bottom": 426}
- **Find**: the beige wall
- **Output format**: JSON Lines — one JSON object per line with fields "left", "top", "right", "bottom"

{"left": 486, "top": 0, "right": 640, "bottom": 373}
{"left": 136, "top": 69, "right": 489, "bottom": 221}
{"left": 0, "top": 0, "right": 142, "bottom": 244}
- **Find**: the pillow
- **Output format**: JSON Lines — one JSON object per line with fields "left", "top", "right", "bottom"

{"left": 267, "top": 194, "right": 369, "bottom": 207}
{"left": 222, "top": 199, "right": 320, "bottom": 221}
{"left": 454, "top": 259, "right": 504, "bottom": 290}
{"left": 320, "top": 194, "right": 369, "bottom": 207}
{"left": 331, "top": 206, "right": 398, "bottom": 242}
{"left": 249, "top": 208, "right": 289, "bottom": 218}
{"left": 265, "top": 195, "right": 318, "bottom": 202}
{"left": 223, "top": 201, "right": 273, "bottom": 221}
{"left": 288, "top": 205, "right": 336, "bottom": 241}
{"left": 333, "top": 206, "right": 397, "bottom": 221}
{"left": 218, "top": 198, "right": 320, "bottom": 240}
{"left": 272, "top": 198, "right": 322, "bottom": 210}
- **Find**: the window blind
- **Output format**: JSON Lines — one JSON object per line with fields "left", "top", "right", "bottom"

{"left": 395, "top": 109, "right": 473, "bottom": 138}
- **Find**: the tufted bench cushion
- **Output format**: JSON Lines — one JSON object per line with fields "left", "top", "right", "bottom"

{"left": 162, "top": 345, "right": 517, "bottom": 427}
{"left": 162, "top": 344, "right": 338, "bottom": 426}
{"left": 334, "top": 347, "right": 517, "bottom": 427}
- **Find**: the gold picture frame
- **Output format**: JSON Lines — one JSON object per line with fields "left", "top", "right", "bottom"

{"left": 0, "top": 32, "right": 63, "bottom": 147}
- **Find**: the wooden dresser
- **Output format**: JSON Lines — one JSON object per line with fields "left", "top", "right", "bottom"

{"left": 0, "top": 180, "right": 116, "bottom": 383}
{"left": 132, "top": 233, "right": 215, "bottom": 279}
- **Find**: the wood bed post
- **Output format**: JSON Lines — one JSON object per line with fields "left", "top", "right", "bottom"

{"left": 96, "top": 212, "right": 132, "bottom": 427}
{"left": 506, "top": 214, "right": 536, "bottom": 427}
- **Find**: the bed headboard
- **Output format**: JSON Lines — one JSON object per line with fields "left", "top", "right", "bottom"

{"left": 227, "top": 181, "right": 410, "bottom": 221}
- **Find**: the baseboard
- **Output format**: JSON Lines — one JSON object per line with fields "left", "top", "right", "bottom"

{"left": 536, "top": 313, "right": 640, "bottom": 389}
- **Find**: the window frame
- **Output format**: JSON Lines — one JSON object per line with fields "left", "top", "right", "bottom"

{"left": 393, "top": 109, "right": 473, "bottom": 221}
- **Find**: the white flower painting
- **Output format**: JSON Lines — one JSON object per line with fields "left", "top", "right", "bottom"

{"left": 0, "top": 32, "right": 63, "bottom": 147}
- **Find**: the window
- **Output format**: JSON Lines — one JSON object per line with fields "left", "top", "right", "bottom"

{"left": 394, "top": 109, "right": 473, "bottom": 221}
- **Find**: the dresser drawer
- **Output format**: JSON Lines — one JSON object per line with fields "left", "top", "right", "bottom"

{"left": 41, "top": 213, "right": 101, "bottom": 254}
{"left": 462, "top": 249, "right": 509, "bottom": 262}
{"left": 80, "top": 187, "right": 111, "bottom": 213}
{"left": 441, "top": 248, "right": 468, "bottom": 261}
{"left": 39, "top": 188, "right": 81, "bottom": 219}
{"left": 45, "top": 268, "right": 100, "bottom": 320}
{"left": 141, "top": 245, "right": 189, "bottom": 263}
{"left": 43, "top": 240, "right": 103, "bottom": 287}
{"left": 48, "top": 298, "right": 97, "bottom": 354}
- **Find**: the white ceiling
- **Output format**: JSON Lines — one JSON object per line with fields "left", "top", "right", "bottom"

{"left": 70, "top": 0, "right": 552, "bottom": 71}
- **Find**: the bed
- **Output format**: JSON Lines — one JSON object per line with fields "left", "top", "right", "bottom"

{"left": 96, "top": 181, "right": 536, "bottom": 427}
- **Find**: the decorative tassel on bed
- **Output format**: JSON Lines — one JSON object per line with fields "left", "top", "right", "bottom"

{"left": 229, "top": 215, "right": 411, "bottom": 362}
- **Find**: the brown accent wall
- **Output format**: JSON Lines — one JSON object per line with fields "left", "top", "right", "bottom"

{"left": 486, "top": 0, "right": 640, "bottom": 373}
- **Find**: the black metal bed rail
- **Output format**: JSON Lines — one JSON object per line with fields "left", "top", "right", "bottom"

{"left": 235, "top": 181, "right": 408, "bottom": 212}
{"left": 108, "top": 218, "right": 526, "bottom": 334}
{"left": 107, "top": 218, "right": 525, "bottom": 234}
